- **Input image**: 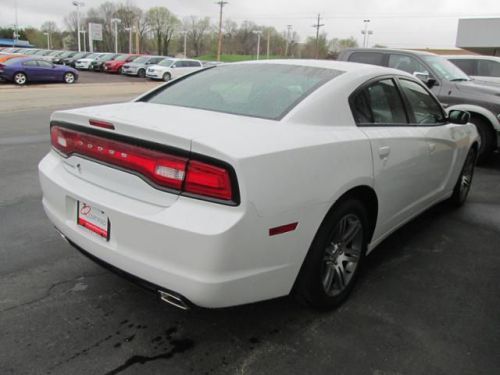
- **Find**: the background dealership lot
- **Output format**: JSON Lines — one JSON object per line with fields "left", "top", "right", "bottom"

{"left": 0, "top": 72, "right": 499, "bottom": 374}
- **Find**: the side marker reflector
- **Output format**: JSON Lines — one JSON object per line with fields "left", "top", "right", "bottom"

{"left": 269, "top": 222, "right": 298, "bottom": 236}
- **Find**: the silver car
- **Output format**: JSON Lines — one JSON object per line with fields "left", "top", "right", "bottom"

{"left": 121, "top": 56, "right": 166, "bottom": 78}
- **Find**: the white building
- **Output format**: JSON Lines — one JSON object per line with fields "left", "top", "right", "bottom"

{"left": 456, "top": 18, "right": 500, "bottom": 56}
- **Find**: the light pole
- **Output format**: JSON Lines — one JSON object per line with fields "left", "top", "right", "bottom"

{"left": 125, "top": 27, "right": 132, "bottom": 53}
{"left": 111, "top": 18, "right": 121, "bottom": 53}
{"left": 80, "top": 29, "right": 87, "bottom": 52}
{"left": 44, "top": 32, "right": 50, "bottom": 49}
{"left": 362, "top": 19, "right": 372, "bottom": 48}
{"left": 181, "top": 31, "right": 188, "bottom": 57}
{"left": 13, "top": 0, "right": 19, "bottom": 47}
{"left": 72, "top": 1, "right": 85, "bottom": 52}
{"left": 253, "top": 30, "right": 262, "bottom": 60}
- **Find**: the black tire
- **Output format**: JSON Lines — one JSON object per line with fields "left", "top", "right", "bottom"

{"left": 293, "top": 199, "right": 368, "bottom": 309}
{"left": 449, "top": 148, "right": 477, "bottom": 207}
{"left": 470, "top": 116, "right": 495, "bottom": 163}
{"left": 119, "top": 67, "right": 124, "bottom": 74}
{"left": 13, "top": 72, "right": 27, "bottom": 85}
{"left": 138, "top": 69, "right": 146, "bottom": 78}
{"left": 163, "top": 72, "right": 171, "bottom": 82}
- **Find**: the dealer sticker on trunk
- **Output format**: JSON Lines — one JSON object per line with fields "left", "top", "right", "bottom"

{"left": 77, "top": 201, "right": 109, "bottom": 240}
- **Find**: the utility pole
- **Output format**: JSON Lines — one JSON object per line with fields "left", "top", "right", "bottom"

{"left": 215, "top": 1, "right": 228, "bottom": 61}
{"left": 252, "top": 30, "right": 262, "bottom": 60}
{"left": 266, "top": 29, "right": 271, "bottom": 59}
{"left": 362, "top": 19, "right": 370, "bottom": 48}
{"left": 284, "top": 24, "right": 292, "bottom": 57}
{"left": 312, "top": 14, "right": 324, "bottom": 59}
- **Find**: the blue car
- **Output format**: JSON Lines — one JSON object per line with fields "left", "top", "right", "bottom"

{"left": 0, "top": 57, "right": 78, "bottom": 85}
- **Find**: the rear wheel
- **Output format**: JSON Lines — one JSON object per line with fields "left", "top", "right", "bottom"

{"left": 470, "top": 116, "right": 495, "bottom": 163}
{"left": 163, "top": 72, "right": 171, "bottom": 82}
{"left": 294, "top": 199, "right": 368, "bottom": 309}
{"left": 13, "top": 72, "right": 27, "bottom": 85}
{"left": 138, "top": 69, "right": 146, "bottom": 78}
{"left": 449, "top": 148, "right": 477, "bottom": 206}
{"left": 64, "top": 72, "right": 75, "bottom": 84}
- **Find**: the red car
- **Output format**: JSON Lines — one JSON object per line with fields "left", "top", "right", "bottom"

{"left": 103, "top": 54, "right": 140, "bottom": 74}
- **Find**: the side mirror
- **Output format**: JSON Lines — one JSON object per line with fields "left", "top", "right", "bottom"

{"left": 413, "top": 71, "right": 438, "bottom": 89}
{"left": 448, "top": 110, "right": 470, "bottom": 125}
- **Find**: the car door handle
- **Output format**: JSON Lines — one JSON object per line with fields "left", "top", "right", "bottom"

{"left": 378, "top": 146, "right": 391, "bottom": 159}
{"left": 428, "top": 143, "right": 436, "bottom": 153}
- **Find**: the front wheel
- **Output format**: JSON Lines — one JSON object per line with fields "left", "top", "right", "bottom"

{"left": 138, "top": 69, "right": 146, "bottom": 78}
{"left": 64, "top": 72, "right": 76, "bottom": 84}
{"left": 163, "top": 72, "right": 171, "bottom": 82}
{"left": 14, "top": 72, "right": 27, "bottom": 85}
{"left": 449, "top": 148, "right": 477, "bottom": 206}
{"left": 470, "top": 116, "right": 495, "bottom": 163}
{"left": 293, "top": 199, "right": 368, "bottom": 309}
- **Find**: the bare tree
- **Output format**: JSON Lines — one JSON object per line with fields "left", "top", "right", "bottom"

{"left": 184, "top": 16, "right": 211, "bottom": 57}
{"left": 146, "top": 7, "right": 180, "bottom": 55}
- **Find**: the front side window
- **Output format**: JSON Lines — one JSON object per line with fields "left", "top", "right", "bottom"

{"left": 144, "top": 64, "right": 342, "bottom": 120}
{"left": 352, "top": 79, "right": 407, "bottom": 125}
{"left": 399, "top": 79, "right": 445, "bottom": 124}
{"left": 37, "top": 60, "right": 53, "bottom": 68}
{"left": 450, "top": 59, "right": 477, "bottom": 76}
{"left": 388, "top": 54, "right": 428, "bottom": 75}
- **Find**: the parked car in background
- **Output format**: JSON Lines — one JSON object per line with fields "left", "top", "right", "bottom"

{"left": 445, "top": 55, "right": 500, "bottom": 84}
{"left": 103, "top": 53, "right": 139, "bottom": 74}
{"left": 41, "top": 50, "right": 65, "bottom": 63}
{"left": 52, "top": 51, "right": 78, "bottom": 65}
{"left": 0, "top": 53, "right": 26, "bottom": 63}
{"left": 40, "top": 60, "right": 478, "bottom": 310}
{"left": 121, "top": 55, "right": 165, "bottom": 77}
{"left": 63, "top": 52, "right": 91, "bottom": 68}
{"left": 90, "top": 53, "right": 119, "bottom": 72}
{"left": 146, "top": 58, "right": 203, "bottom": 81}
{"left": 75, "top": 53, "right": 107, "bottom": 70}
{"left": 0, "top": 57, "right": 78, "bottom": 85}
{"left": 338, "top": 48, "right": 500, "bottom": 161}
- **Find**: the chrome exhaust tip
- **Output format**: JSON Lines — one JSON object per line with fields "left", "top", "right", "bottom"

{"left": 158, "top": 290, "right": 190, "bottom": 310}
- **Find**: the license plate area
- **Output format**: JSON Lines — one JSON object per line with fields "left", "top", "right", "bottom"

{"left": 77, "top": 201, "right": 110, "bottom": 240}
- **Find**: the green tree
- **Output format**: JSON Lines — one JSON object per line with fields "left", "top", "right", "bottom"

{"left": 146, "top": 7, "right": 180, "bottom": 56}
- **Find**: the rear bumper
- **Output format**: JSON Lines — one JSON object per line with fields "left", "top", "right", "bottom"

{"left": 38, "top": 152, "right": 300, "bottom": 308}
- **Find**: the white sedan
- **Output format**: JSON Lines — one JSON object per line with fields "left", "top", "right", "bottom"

{"left": 39, "top": 60, "right": 479, "bottom": 309}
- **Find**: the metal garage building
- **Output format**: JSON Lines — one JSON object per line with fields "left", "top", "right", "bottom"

{"left": 456, "top": 18, "right": 500, "bottom": 56}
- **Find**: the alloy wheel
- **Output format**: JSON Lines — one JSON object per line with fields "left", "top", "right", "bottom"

{"left": 321, "top": 214, "right": 363, "bottom": 296}
{"left": 64, "top": 73, "right": 75, "bottom": 84}
{"left": 14, "top": 73, "right": 27, "bottom": 85}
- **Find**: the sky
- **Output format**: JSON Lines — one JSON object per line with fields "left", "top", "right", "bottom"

{"left": 1, "top": 0, "right": 500, "bottom": 48}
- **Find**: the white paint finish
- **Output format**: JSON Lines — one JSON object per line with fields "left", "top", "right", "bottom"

{"left": 39, "top": 60, "right": 479, "bottom": 307}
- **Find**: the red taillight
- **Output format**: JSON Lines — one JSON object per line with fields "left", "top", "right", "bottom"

{"left": 50, "top": 126, "right": 236, "bottom": 203}
{"left": 185, "top": 160, "right": 233, "bottom": 201}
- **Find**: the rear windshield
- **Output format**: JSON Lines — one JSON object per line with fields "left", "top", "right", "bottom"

{"left": 133, "top": 56, "right": 149, "bottom": 64}
{"left": 114, "top": 54, "right": 129, "bottom": 61}
{"left": 144, "top": 64, "right": 342, "bottom": 120}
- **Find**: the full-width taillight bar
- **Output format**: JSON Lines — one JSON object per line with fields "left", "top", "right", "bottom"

{"left": 50, "top": 125, "right": 237, "bottom": 204}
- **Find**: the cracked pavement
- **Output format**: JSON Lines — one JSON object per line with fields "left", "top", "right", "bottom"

{"left": 0, "top": 82, "right": 499, "bottom": 375}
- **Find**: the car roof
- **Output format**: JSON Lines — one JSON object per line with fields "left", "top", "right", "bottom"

{"left": 443, "top": 55, "right": 500, "bottom": 61}
{"left": 235, "top": 58, "right": 404, "bottom": 75}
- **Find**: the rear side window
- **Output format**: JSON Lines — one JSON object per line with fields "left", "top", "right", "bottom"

{"left": 348, "top": 52, "right": 385, "bottom": 66}
{"left": 22, "top": 60, "right": 38, "bottom": 67}
{"left": 144, "top": 64, "right": 343, "bottom": 120}
{"left": 399, "top": 79, "right": 445, "bottom": 124}
{"left": 477, "top": 60, "right": 500, "bottom": 77}
{"left": 450, "top": 59, "right": 477, "bottom": 75}
{"left": 351, "top": 79, "right": 407, "bottom": 125}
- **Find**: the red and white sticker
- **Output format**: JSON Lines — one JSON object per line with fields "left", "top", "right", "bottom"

{"left": 77, "top": 201, "right": 109, "bottom": 239}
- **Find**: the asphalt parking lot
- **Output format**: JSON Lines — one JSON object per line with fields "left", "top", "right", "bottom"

{"left": 0, "top": 82, "right": 499, "bottom": 375}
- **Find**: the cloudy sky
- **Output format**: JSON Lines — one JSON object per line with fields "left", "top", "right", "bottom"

{"left": 1, "top": 0, "right": 500, "bottom": 48}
